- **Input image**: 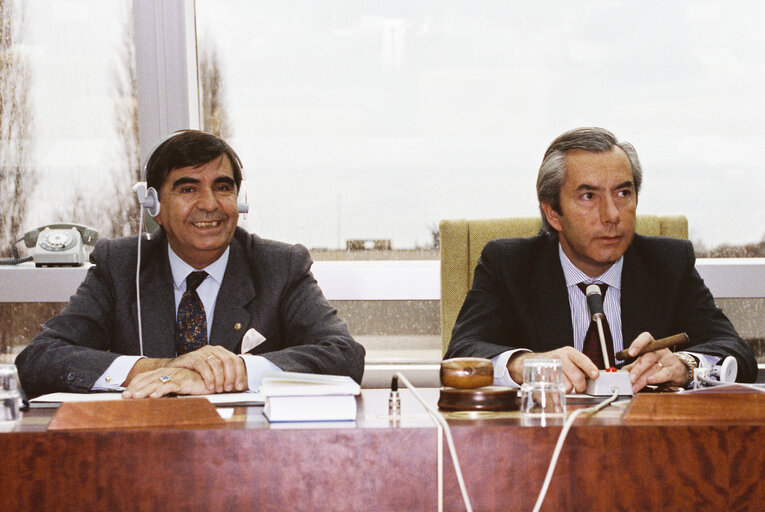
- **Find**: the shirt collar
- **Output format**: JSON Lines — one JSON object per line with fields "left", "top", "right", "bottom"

{"left": 558, "top": 243, "right": 623, "bottom": 290}
{"left": 168, "top": 245, "right": 230, "bottom": 290}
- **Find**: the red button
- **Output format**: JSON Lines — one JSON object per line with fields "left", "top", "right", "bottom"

{"left": 605, "top": 367, "right": 618, "bottom": 373}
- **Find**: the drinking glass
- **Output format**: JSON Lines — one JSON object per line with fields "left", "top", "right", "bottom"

{"left": 519, "top": 358, "right": 566, "bottom": 419}
{"left": 0, "top": 364, "right": 22, "bottom": 430}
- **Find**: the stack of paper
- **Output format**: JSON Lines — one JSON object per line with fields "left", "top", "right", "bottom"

{"left": 260, "top": 371, "right": 360, "bottom": 422}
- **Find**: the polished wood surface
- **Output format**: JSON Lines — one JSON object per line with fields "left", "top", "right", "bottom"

{"left": 2, "top": 389, "right": 764, "bottom": 511}
{"left": 437, "top": 386, "right": 518, "bottom": 411}
{"left": 624, "top": 391, "right": 765, "bottom": 423}
{"left": 47, "top": 397, "right": 225, "bottom": 431}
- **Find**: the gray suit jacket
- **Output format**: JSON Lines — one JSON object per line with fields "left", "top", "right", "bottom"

{"left": 16, "top": 227, "right": 365, "bottom": 395}
{"left": 445, "top": 234, "right": 757, "bottom": 382}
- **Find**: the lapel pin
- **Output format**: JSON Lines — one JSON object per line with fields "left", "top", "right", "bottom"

{"left": 234, "top": 323, "right": 242, "bottom": 331}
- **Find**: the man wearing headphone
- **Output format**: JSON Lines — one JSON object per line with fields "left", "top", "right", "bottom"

{"left": 16, "top": 130, "right": 365, "bottom": 397}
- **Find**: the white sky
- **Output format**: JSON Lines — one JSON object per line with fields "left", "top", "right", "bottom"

{"left": 18, "top": 0, "right": 765, "bottom": 249}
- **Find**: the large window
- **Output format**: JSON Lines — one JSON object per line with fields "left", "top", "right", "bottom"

{"left": 0, "top": 0, "right": 137, "bottom": 362}
{"left": 195, "top": 0, "right": 765, "bottom": 257}
{"left": 2, "top": 1, "right": 762, "bottom": 368}
{"left": 3, "top": 0, "right": 138, "bottom": 247}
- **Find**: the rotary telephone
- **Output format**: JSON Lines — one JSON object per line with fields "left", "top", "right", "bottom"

{"left": 17, "top": 223, "right": 98, "bottom": 266}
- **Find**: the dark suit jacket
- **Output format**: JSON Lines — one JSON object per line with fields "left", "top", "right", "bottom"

{"left": 16, "top": 227, "right": 365, "bottom": 395}
{"left": 445, "top": 233, "right": 757, "bottom": 382}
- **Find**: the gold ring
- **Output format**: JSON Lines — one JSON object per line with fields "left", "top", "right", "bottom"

{"left": 159, "top": 375, "right": 171, "bottom": 384}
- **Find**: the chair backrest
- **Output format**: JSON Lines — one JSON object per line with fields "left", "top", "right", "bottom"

{"left": 438, "top": 214, "right": 688, "bottom": 355}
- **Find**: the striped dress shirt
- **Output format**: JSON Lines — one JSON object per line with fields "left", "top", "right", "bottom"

{"left": 558, "top": 245, "right": 625, "bottom": 363}
{"left": 492, "top": 242, "right": 717, "bottom": 386}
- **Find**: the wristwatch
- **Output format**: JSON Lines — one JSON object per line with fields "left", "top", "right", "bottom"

{"left": 674, "top": 351, "right": 698, "bottom": 387}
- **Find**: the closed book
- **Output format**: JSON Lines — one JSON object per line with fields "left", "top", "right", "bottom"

{"left": 260, "top": 371, "right": 360, "bottom": 397}
{"left": 263, "top": 394, "right": 357, "bottom": 422}
{"left": 260, "top": 371, "right": 360, "bottom": 422}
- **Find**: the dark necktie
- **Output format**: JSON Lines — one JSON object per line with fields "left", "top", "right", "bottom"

{"left": 175, "top": 271, "right": 209, "bottom": 355}
{"left": 577, "top": 282, "right": 615, "bottom": 369}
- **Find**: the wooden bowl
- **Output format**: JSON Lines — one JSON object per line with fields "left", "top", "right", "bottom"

{"left": 440, "top": 357, "right": 494, "bottom": 389}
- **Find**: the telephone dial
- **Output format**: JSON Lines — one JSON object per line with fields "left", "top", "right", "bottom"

{"left": 5, "top": 223, "right": 99, "bottom": 267}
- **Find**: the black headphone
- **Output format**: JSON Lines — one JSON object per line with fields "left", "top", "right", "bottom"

{"left": 133, "top": 130, "right": 249, "bottom": 217}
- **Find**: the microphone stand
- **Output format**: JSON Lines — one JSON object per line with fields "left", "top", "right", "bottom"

{"left": 593, "top": 313, "right": 611, "bottom": 369}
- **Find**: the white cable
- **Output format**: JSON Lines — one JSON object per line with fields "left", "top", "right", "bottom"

{"left": 437, "top": 422, "right": 444, "bottom": 512}
{"left": 697, "top": 374, "right": 726, "bottom": 387}
{"left": 396, "top": 372, "right": 473, "bottom": 512}
{"left": 531, "top": 390, "right": 619, "bottom": 512}
{"left": 135, "top": 206, "right": 145, "bottom": 357}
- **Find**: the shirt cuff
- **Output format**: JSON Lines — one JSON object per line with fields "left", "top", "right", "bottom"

{"left": 491, "top": 349, "right": 531, "bottom": 388}
{"left": 240, "top": 354, "right": 283, "bottom": 391}
{"left": 687, "top": 352, "right": 719, "bottom": 370}
{"left": 92, "top": 355, "right": 144, "bottom": 391}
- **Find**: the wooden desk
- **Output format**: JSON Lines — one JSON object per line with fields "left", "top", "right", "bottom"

{"left": 2, "top": 389, "right": 764, "bottom": 511}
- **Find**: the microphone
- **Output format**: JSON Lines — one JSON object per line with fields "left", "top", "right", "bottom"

{"left": 585, "top": 284, "right": 605, "bottom": 320}
{"left": 584, "top": 284, "right": 611, "bottom": 368}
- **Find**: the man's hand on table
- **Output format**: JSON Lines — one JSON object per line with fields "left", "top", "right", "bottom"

{"left": 507, "top": 347, "right": 599, "bottom": 393}
{"left": 122, "top": 367, "right": 208, "bottom": 398}
{"left": 621, "top": 332, "right": 690, "bottom": 393}
{"left": 121, "top": 346, "right": 248, "bottom": 398}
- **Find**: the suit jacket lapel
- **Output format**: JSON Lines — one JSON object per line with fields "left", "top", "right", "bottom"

{"left": 209, "top": 237, "right": 255, "bottom": 353}
{"left": 130, "top": 235, "right": 176, "bottom": 357}
{"left": 530, "top": 238, "right": 573, "bottom": 350}
{"left": 621, "top": 237, "right": 662, "bottom": 344}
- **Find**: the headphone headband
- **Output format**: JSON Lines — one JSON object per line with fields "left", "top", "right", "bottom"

{"left": 140, "top": 129, "right": 244, "bottom": 182}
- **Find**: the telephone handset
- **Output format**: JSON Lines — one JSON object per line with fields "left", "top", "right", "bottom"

{"left": 22, "top": 223, "right": 99, "bottom": 267}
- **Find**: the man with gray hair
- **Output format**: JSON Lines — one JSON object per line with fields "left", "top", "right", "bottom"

{"left": 445, "top": 127, "right": 756, "bottom": 392}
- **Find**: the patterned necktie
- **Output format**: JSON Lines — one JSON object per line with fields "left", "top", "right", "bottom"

{"left": 175, "top": 271, "right": 209, "bottom": 355}
{"left": 577, "top": 282, "right": 615, "bottom": 369}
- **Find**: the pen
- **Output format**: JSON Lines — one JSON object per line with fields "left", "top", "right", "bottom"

{"left": 614, "top": 332, "right": 689, "bottom": 360}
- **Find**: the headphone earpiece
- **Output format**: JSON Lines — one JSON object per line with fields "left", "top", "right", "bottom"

{"left": 133, "top": 182, "right": 161, "bottom": 217}
{"left": 237, "top": 179, "right": 249, "bottom": 214}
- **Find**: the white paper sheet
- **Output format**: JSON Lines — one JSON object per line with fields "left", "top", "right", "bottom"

{"left": 30, "top": 391, "right": 264, "bottom": 406}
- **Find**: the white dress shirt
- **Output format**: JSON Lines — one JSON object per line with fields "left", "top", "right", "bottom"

{"left": 93, "top": 245, "right": 281, "bottom": 392}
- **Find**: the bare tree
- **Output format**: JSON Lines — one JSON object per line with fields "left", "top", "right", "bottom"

{"left": 85, "top": 1, "right": 142, "bottom": 239}
{"left": 0, "top": 0, "right": 34, "bottom": 256}
{"left": 53, "top": 2, "right": 140, "bottom": 239}
{"left": 106, "top": 0, "right": 141, "bottom": 238}
{"left": 199, "top": 35, "right": 231, "bottom": 139}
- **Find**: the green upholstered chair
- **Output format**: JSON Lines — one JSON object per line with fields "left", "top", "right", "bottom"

{"left": 438, "top": 215, "right": 688, "bottom": 356}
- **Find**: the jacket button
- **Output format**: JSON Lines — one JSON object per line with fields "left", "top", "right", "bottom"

{"left": 66, "top": 372, "right": 75, "bottom": 381}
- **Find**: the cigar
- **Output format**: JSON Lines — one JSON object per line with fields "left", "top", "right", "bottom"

{"left": 614, "top": 332, "right": 689, "bottom": 360}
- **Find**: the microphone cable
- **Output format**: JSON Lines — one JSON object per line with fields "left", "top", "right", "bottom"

{"left": 532, "top": 389, "right": 620, "bottom": 512}
{"left": 696, "top": 374, "right": 726, "bottom": 387}
{"left": 396, "top": 372, "right": 473, "bottom": 512}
